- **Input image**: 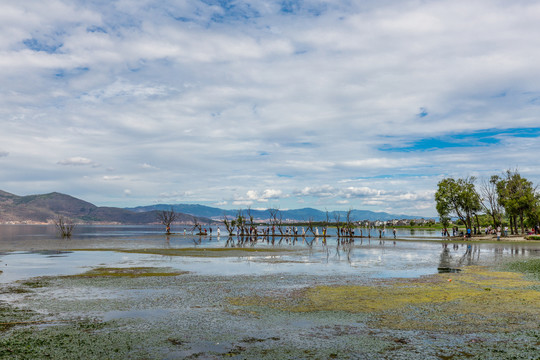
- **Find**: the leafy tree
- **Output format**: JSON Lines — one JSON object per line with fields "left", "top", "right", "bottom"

{"left": 435, "top": 177, "right": 482, "bottom": 231}
{"left": 439, "top": 214, "right": 451, "bottom": 230}
{"left": 496, "top": 170, "right": 537, "bottom": 234}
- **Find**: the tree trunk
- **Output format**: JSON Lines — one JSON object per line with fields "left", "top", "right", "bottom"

{"left": 509, "top": 216, "right": 514, "bottom": 235}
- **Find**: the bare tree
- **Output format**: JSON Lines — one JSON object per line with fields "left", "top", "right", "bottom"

{"left": 157, "top": 208, "right": 177, "bottom": 235}
{"left": 306, "top": 217, "right": 317, "bottom": 236}
{"left": 334, "top": 212, "right": 342, "bottom": 238}
{"left": 246, "top": 206, "right": 255, "bottom": 234}
{"left": 268, "top": 208, "right": 277, "bottom": 236}
{"left": 190, "top": 216, "right": 202, "bottom": 235}
{"left": 480, "top": 176, "right": 504, "bottom": 230}
{"left": 324, "top": 209, "right": 330, "bottom": 237}
{"left": 54, "top": 215, "right": 76, "bottom": 238}
{"left": 268, "top": 208, "right": 284, "bottom": 236}
{"left": 236, "top": 209, "right": 246, "bottom": 236}
{"left": 345, "top": 209, "right": 354, "bottom": 238}
{"left": 223, "top": 214, "right": 234, "bottom": 235}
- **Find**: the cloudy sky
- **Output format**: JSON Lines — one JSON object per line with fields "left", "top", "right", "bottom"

{"left": 1, "top": 0, "right": 540, "bottom": 216}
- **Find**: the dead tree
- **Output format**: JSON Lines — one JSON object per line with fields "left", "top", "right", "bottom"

{"left": 157, "top": 208, "right": 177, "bottom": 235}
{"left": 54, "top": 215, "right": 75, "bottom": 238}
{"left": 324, "top": 209, "right": 330, "bottom": 237}
{"left": 246, "top": 206, "right": 255, "bottom": 234}
{"left": 345, "top": 209, "right": 354, "bottom": 238}
{"left": 223, "top": 214, "right": 234, "bottom": 235}
{"left": 306, "top": 217, "right": 317, "bottom": 236}
{"left": 268, "top": 208, "right": 284, "bottom": 236}
{"left": 334, "top": 212, "right": 342, "bottom": 238}
{"left": 236, "top": 210, "right": 246, "bottom": 236}
{"left": 190, "top": 217, "right": 202, "bottom": 235}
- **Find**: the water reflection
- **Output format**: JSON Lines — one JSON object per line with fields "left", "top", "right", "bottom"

{"left": 1, "top": 225, "right": 540, "bottom": 283}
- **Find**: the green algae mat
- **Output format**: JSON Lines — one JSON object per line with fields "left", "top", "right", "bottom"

{"left": 229, "top": 266, "right": 540, "bottom": 333}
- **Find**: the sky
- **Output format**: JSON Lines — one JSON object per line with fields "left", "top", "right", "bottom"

{"left": 1, "top": 0, "right": 540, "bottom": 216}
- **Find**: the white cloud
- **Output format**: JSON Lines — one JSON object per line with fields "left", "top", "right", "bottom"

{"left": 294, "top": 185, "right": 337, "bottom": 198}
{"left": 238, "top": 189, "right": 284, "bottom": 204}
{"left": 342, "top": 187, "right": 383, "bottom": 198}
{"left": 141, "top": 163, "right": 158, "bottom": 169}
{"left": 1, "top": 0, "right": 540, "bottom": 216}
{"left": 57, "top": 157, "right": 97, "bottom": 166}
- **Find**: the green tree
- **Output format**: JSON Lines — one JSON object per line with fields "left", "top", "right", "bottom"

{"left": 497, "top": 170, "right": 537, "bottom": 234}
{"left": 435, "top": 177, "right": 482, "bottom": 231}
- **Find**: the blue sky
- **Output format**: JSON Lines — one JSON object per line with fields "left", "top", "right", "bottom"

{"left": 1, "top": 0, "right": 540, "bottom": 216}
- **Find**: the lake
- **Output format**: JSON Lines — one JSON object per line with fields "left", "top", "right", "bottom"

{"left": 1, "top": 224, "right": 539, "bottom": 284}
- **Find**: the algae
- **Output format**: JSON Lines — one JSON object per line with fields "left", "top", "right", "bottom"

{"left": 67, "top": 266, "right": 187, "bottom": 278}
{"left": 229, "top": 266, "right": 540, "bottom": 333}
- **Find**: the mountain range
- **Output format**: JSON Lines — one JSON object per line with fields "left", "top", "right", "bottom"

{"left": 0, "top": 189, "right": 427, "bottom": 225}
{"left": 0, "top": 190, "right": 203, "bottom": 225}
{"left": 127, "top": 204, "right": 426, "bottom": 222}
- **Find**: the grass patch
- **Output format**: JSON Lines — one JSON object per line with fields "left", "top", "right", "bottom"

{"left": 19, "top": 279, "right": 50, "bottom": 288}
{"left": 67, "top": 267, "right": 187, "bottom": 278}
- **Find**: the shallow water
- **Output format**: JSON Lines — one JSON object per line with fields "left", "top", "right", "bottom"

{"left": 0, "top": 225, "right": 539, "bottom": 284}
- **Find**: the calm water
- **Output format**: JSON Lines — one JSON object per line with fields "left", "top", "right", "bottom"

{"left": 0, "top": 225, "right": 539, "bottom": 283}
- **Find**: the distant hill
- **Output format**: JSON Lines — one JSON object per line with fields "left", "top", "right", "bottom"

{"left": 127, "top": 204, "right": 427, "bottom": 222}
{"left": 0, "top": 190, "right": 209, "bottom": 225}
